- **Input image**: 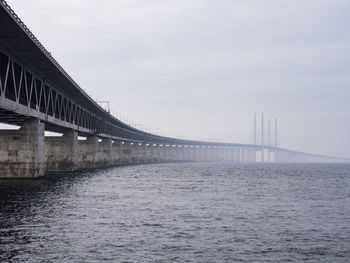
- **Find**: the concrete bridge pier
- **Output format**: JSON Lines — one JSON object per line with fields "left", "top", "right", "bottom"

{"left": 121, "top": 142, "right": 132, "bottom": 164}
{"left": 78, "top": 136, "right": 98, "bottom": 169}
{"left": 205, "top": 147, "right": 210, "bottom": 161}
{"left": 97, "top": 138, "right": 112, "bottom": 167}
{"left": 163, "top": 145, "right": 168, "bottom": 162}
{"left": 201, "top": 146, "right": 205, "bottom": 161}
{"left": 182, "top": 146, "right": 188, "bottom": 161}
{"left": 0, "top": 121, "right": 45, "bottom": 178}
{"left": 242, "top": 147, "right": 248, "bottom": 162}
{"left": 246, "top": 147, "right": 251, "bottom": 162}
{"left": 205, "top": 147, "right": 210, "bottom": 162}
{"left": 111, "top": 141, "right": 122, "bottom": 165}
{"left": 233, "top": 147, "right": 239, "bottom": 162}
{"left": 228, "top": 147, "right": 233, "bottom": 162}
{"left": 220, "top": 147, "right": 224, "bottom": 161}
{"left": 251, "top": 147, "right": 255, "bottom": 162}
{"left": 176, "top": 146, "right": 181, "bottom": 162}
{"left": 158, "top": 145, "right": 164, "bottom": 162}
{"left": 45, "top": 130, "right": 78, "bottom": 172}
{"left": 228, "top": 147, "right": 232, "bottom": 162}
{"left": 153, "top": 144, "right": 161, "bottom": 163}
{"left": 144, "top": 144, "right": 152, "bottom": 163}
{"left": 240, "top": 147, "right": 245, "bottom": 162}
{"left": 148, "top": 144, "right": 154, "bottom": 163}
{"left": 138, "top": 143, "right": 147, "bottom": 163}
{"left": 182, "top": 146, "right": 187, "bottom": 162}
{"left": 189, "top": 146, "right": 194, "bottom": 161}
{"left": 222, "top": 147, "right": 227, "bottom": 161}
{"left": 130, "top": 143, "right": 138, "bottom": 164}
{"left": 168, "top": 146, "right": 174, "bottom": 162}
{"left": 225, "top": 147, "right": 230, "bottom": 162}
{"left": 212, "top": 146, "right": 218, "bottom": 161}
{"left": 163, "top": 145, "right": 169, "bottom": 162}
{"left": 173, "top": 146, "right": 179, "bottom": 162}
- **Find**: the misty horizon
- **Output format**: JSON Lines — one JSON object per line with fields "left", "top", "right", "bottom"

{"left": 3, "top": 0, "right": 350, "bottom": 158}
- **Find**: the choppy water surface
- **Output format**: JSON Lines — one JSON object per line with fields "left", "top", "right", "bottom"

{"left": 0, "top": 163, "right": 350, "bottom": 262}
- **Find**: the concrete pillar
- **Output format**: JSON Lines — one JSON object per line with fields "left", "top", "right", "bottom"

{"left": 138, "top": 143, "right": 147, "bottom": 163}
{"left": 0, "top": 121, "right": 45, "bottom": 178}
{"left": 147, "top": 144, "right": 152, "bottom": 163}
{"left": 193, "top": 146, "right": 198, "bottom": 161}
{"left": 247, "top": 147, "right": 252, "bottom": 162}
{"left": 200, "top": 147, "right": 205, "bottom": 162}
{"left": 182, "top": 146, "right": 188, "bottom": 161}
{"left": 209, "top": 147, "right": 214, "bottom": 161}
{"left": 144, "top": 144, "right": 152, "bottom": 163}
{"left": 156, "top": 145, "right": 161, "bottom": 162}
{"left": 111, "top": 141, "right": 122, "bottom": 165}
{"left": 241, "top": 147, "right": 246, "bottom": 162}
{"left": 157, "top": 145, "right": 163, "bottom": 162}
{"left": 176, "top": 146, "right": 181, "bottom": 162}
{"left": 97, "top": 138, "right": 112, "bottom": 167}
{"left": 212, "top": 147, "right": 216, "bottom": 161}
{"left": 78, "top": 136, "right": 98, "bottom": 169}
{"left": 130, "top": 143, "right": 139, "bottom": 164}
{"left": 123, "top": 142, "right": 133, "bottom": 164}
{"left": 187, "top": 146, "right": 192, "bottom": 161}
{"left": 182, "top": 146, "right": 187, "bottom": 162}
{"left": 227, "top": 147, "right": 230, "bottom": 162}
{"left": 168, "top": 145, "right": 173, "bottom": 162}
{"left": 169, "top": 146, "right": 174, "bottom": 162}
{"left": 172, "top": 146, "right": 178, "bottom": 162}
{"left": 158, "top": 145, "right": 164, "bottom": 162}
{"left": 45, "top": 130, "right": 78, "bottom": 171}
{"left": 162, "top": 145, "right": 167, "bottom": 162}
{"left": 119, "top": 142, "right": 126, "bottom": 164}
{"left": 235, "top": 147, "right": 240, "bottom": 162}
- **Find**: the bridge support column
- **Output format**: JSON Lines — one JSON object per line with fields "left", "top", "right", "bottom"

{"left": 242, "top": 147, "right": 247, "bottom": 162}
{"left": 162, "top": 145, "right": 168, "bottom": 162}
{"left": 78, "top": 136, "right": 98, "bottom": 169}
{"left": 45, "top": 130, "right": 78, "bottom": 172}
{"left": 144, "top": 144, "right": 151, "bottom": 163}
{"left": 172, "top": 146, "right": 177, "bottom": 162}
{"left": 199, "top": 146, "right": 205, "bottom": 162}
{"left": 0, "top": 121, "right": 45, "bottom": 178}
{"left": 161, "top": 145, "right": 166, "bottom": 162}
{"left": 151, "top": 145, "right": 157, "bottom": 162}
{"left": 176, "top": 146, "right": 180, "bottom": 162}
{"left": 236, "top": 147, "right": 241, "bottom": 162}
{"left": 225, "top": 147, "right": 230, "bottom": 161}
{"left": 97, "top": 138, "right": 112, "bottom": 167}
{"left": 152, "top": 145, "right": 159, "bottom": 162}
{"left": 130, "top": 143, "right": 138, "bottom": 164}
{"left": 111, "top": 141, "right": 122, "bottom": 165}
{"left": 157, "top": 145, "right": 163, "bottom": 162}
{"left": 168, "top": 146, "right": 174, "bottom": 162}
{"left": 209, "top": 147, "right": 214, "bottom": 161}
{"left": 139, "top": 144, "right": 147, "bottom": 163}
{"left": 121, "top": 142, "right": 132, "bottom": 164}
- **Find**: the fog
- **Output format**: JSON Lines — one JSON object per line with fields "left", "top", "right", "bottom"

{"left": 4, "top": 0, "right": 350, "bottom": 158}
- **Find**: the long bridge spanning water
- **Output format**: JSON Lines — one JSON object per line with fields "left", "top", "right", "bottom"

{"left": 0, "top": 1, "right": 347, "bottom": 178}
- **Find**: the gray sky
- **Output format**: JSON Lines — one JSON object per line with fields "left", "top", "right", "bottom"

{"left": 6, "top": 0, "right": 350, "bottom": 157}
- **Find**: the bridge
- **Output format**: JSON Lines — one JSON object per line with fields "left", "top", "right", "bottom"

{"left": 0, "top": 1, "right": 348, "bottom": 178}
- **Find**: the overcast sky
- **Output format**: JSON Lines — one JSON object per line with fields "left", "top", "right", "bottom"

{"left": 6, "top": 0, "right": 350, "bottom": 157}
